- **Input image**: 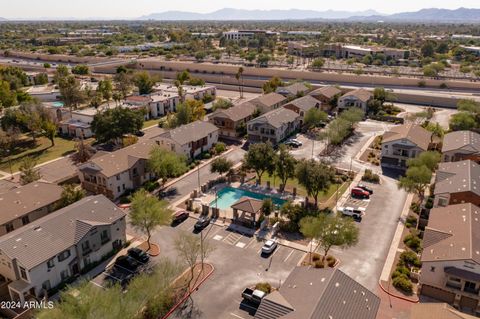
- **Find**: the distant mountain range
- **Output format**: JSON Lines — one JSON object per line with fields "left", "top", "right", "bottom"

{"left": 139, "top": 7, "right": 480, "bottom": 22}
{"left": 0, "top": 17, "right": 7, "bottom": 21}
{"left": 139, "top": 8, "right": 382, "bottom": 21}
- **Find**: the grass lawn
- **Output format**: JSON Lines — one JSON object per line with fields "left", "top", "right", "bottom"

{"left": 142, "top": 118, "right": 159, "bottom": 129}
{"left": 0, "top": 136, "right": 79, "bottom": 172}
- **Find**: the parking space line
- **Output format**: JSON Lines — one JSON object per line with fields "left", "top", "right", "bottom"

{"left": 270, "top": 246, "right": 281, "bottom": 258}
{"left": 230, "top": 313, "right": 247, "bottom": 319}
{"left": 283, "top": 249, "right": 295, "bottom": 263}
{"left": 244, "top": 237, "right": 256, "bottom": 249}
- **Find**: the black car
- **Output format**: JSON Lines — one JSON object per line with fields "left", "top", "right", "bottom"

{"left": 115, "top": 255, "right": 141, "bottom": 272}
{"left": 127, "top": 247, "right": 150, "bottom": 264}
{"left": 134, "top": 131, "right": 145, "bottom": 137}
{"left": 172, "top": 210, "right": 189, "bottom": 225}
{"left": 194, "top": 216, "right": 211, "bottom": 230}
{"left": 357, "top": 184, "right": 374, "bottom": 195}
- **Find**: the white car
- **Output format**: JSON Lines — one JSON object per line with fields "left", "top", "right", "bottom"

{"left": 338, "top": 206, "right": 366, "bottom": 220}
{"left": 261, "top": 239, "right": 278, "bottom": 254}
{"left": 285, "top": 139, "right": 302, "bottom": 148}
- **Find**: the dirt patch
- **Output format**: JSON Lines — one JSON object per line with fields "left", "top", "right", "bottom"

{"left": 172, "top": 263, "right": 214, "bottom": 295}
{"left": 137, "top": 241, "right": 161, "bottom": 256}
{"left": 276, "top": 231, "right": 309, "bottom": 246}
{"left": 300, "top": 252, "right": 338, "bottom": 268}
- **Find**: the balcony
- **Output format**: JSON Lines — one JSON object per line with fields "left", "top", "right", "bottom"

{"left": 446, "top": 281, "right": 462, "bottom": 290}
{"left": 464, "top": 286, "right": 480, "bottom": 295}
{"left": 82, "top": 248, "right": 92, "bottom": 256}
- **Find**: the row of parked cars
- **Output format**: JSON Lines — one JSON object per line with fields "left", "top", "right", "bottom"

{"left": 338, "top": 184, "right": 374, "bottom": 221}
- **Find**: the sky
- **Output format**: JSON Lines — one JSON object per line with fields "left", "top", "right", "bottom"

{"left": 2, "top": 0, "right": 480, "bottom": 19}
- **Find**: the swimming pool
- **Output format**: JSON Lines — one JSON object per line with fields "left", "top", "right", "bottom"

{"left": 209, "top": 186, "right": 288, "bottom": 210}
{"left": 52, "top": 101, "right": 64, "bottom": 108}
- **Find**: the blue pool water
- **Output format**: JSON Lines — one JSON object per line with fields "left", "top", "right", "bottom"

{"left": 52, "top": 101, "right": 64, "bottom": 108}
{"left": 210, "top": 187, "right": 287, "bottom": 210}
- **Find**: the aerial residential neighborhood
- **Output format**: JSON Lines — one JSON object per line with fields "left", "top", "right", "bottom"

{"left": 1, "top": 2, "right": 480, "bottom": 319}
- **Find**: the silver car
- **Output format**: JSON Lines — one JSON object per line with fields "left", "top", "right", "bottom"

{"left": 261, "top": 239, "right": 278, "bottom": 255}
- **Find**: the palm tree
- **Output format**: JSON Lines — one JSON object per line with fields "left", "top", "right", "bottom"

{"left": 236, "top": 67, "right": 244, "bottom": 99}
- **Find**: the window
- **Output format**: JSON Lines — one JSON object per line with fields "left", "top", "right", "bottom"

{"left": 82, "top": 241, "right": 91, "bottom": 254}
{"left": 122, "top": 184, "right": 126, "bottom": 190}
{"left": 47, "top": 259, "right": 55, "bottom": 268}
{"left": 60, "top": 269, "right": 69, "bottom": 281}
{"left": 21, "top": 216, "right": 30, "bottom": 225}
{"left": 100, "top": 230, "right": 109, "bottom": 244}
{"left": 19, "top": 266, "right": 27, "bottom": 280}
{"left": 58, "top": 249, "right": 70, "bottom": 262}
{"left": 117, "top": 186, "right": 121, "bottom": 193}
{"left": 42, "top": 280, "right": 51, "bottom": 291}
{"left": 430, "top": 266, "right": 435, "bottom": 272}
{"left": 5, "top": 223, "right": 14, "bottom": 233}
{"left": 116, "top": 175, "right": 120, "bottom": 181}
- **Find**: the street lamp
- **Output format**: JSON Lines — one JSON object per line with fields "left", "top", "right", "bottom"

{"left": 6, "top": 149, "right": 13, "bottom": 180}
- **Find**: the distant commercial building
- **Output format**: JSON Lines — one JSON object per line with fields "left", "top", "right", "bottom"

{"left": 223, "top": 30, "right": 278, "bottom": 41}
{"left": 460, "top": 46, "right": 480, "bottom": 57}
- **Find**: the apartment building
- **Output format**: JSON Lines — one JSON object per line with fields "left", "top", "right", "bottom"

{"left": 381, "top": 123, "right": 433, "bottom": 169}
{"left": 442, "top": 131, "right": 480, "bottom": 163}
{"left": 153, "top": 83, "right": 216, "bottom": 101}
{"left": 124, "top": 92, "right": 180, "bottom": 119}
{"left": 283, "top": 95, "right": 321, "bottom": 121}
{"left": 309, "top": 86, "right": 342, "bottom": 107}
{"left": 223, "top": 30, "right": 277, "bottom": 41}
{"left": 337, "top": 88, "right": 373, "bottom": 112}
{"left": 152, "top": 120, "right": 219, "bottom": 160}
{"left": 0, "top": 182, "right": 63, "bottom": 236}
{"left": 78, "top": 140, "right": 156, "bottom": 200}
{"left": 250, "top": 93, "right": 287, "bottom": 114}
{"left": 59, "top": 107, "right": 97, "bottom": 138}
{"left": 209, "top": 101, "right": 257, "bottom": 138}
{"left": 419, "top": 203, "right": 480, "bottom": 315}
{"left": 247, "top": 108, "right": 301, "bottom": 145}
{"left": 0, "top": 195, "right": 126, "bottom": 303}
{"left": 433, "top": 160, "right": 480, "bottom": 208}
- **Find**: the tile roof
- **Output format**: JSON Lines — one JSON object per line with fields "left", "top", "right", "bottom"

{"left": 341, "top": 88, "right": 372, "bottom": 103}
{"left": 248, "top": 108, "right": 300, "bottom": 129}
{"left": 411, "top": 303, "right": 477, "bottom": 319}
{"left": 422, "top": 203, "right": 480, "bottom": 263}
{"left": 0, "top": 195, "right": 125, "bottom": 270}
{"left": 153, "top": 120, "right": 218, "bottom": 146}
{"left": 382, "top": 123, "right": 432, "bottom": 151}
{"left": 230, "top": 197, "right": 263, "bottom": 214}
{"left": 285, "top": 95, "right": 320, "bottom": 112}
{"left": 211, "top": 101, "right": 256, "bottom": 122}
{"left": 0, "top": 182, "right": 63, "bottom": 226}
{"left": 79, "top": 140, "right": 156, "bottom": 178}
{"left": 434, "top": 160, "right": 480, "bottom": 197}
{"left": 276, "top": 83, "right": 309, "bottom": 96}
{"left": 255, "top": 267, "right": 379, "bottom": 319}
{"left": 442, "top": 130, "right": 480, "bottom": 153}
{"left": 310, "top": 86, "right": 342, "bottom": 99}
{"left": 252, "top": 93, "right": 287, "bottom": 108}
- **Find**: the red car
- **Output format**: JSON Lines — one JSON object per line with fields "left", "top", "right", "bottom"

{"left": 351, "top": 187, "right": 370, "bottom": 199}
{"left": 171, "top": 210, "right": 189, "bottom": 225}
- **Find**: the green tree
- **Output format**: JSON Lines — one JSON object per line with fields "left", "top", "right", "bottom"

{"left": 407, "top": 151, "right": 441, "bottom": 171}
{"left": 304, "top": 108, "right": 327, "bottom": 129}
{"left": 130, "top": 189, "right": 173, "bottom": 250}
{"left": 97, "top": 79, "right": 113, "bottom": 105}
{"left": 0, "top": 80, "right": 17, "bottom": 107}
{"left": 300, "top": 215, "right": 359, "bottom": 262}
{"left": 449, "top": 112, "right": 477, "bottom": 131}
{"left": 175, "top": 99, "right": 205, "bottom": 126}
{"left": 56, "top": 184, "right": 86, "bottom": 209}
{"left": 262, "top": 76, "right": 283, "bottom": 93}
{"left": 148, "top": 146, "right": 188, "bottom": 186}
{"left": 210, "top": 157, "right": 233, "bottom": 177}
{"left": 133, "top": 71, "right": 155, "bottom": 95}
{"left": 311, "top": 58, "right": 325, "bottom": 69}
{"left": 236, "top": 67, "right": 244, "bottom": 98}
{"left": 91, "top": 107, "right": 144, "bottom": 143}
{"left": 176, "top": 70, "right": 190, "bottom": 85}
{"left": 421, "top": 41, "right": 435, "bottom": 58}
{"left": 71, "top": 65, "right": 90, "bottom": 75}
{"left": 212, "top": 98, "right": 233, "bottom": 111}
{"left": 41, "top": 119, "right": 57, "bottom": 146}
{"left": 295, "top": 159, "right": 335, "bottom": 207}
{"left": 19, "top": 157, "right": 41, "bottom": 185}
{"left": 243, "top": 142, "right": 275, "bottom": 185}
{"left": 398, "top": 165, "right": 432, "bottom": 204}
{"left": 53, "top": 65, "right": 69, "bottom": 83}
{"left": 58, "top": 75, "right": 86, "bottom": 111}
{"left": 275, "top": 144, "right": 297, "bottom": 192}
{"left": 113, "top": 71, "right": 132, "bottom": 98}
{"left": 261, "top": 198, "right": 274, "bottom": 217}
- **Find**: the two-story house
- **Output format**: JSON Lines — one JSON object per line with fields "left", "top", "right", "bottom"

{"left": 250, "top": 93, "right": 287, "bottom": 114}
{"left": 276, "top": 82, "right": 311, "bottom": 98}
{"left": 309, "top": 86, "right": 342, "bottom": 110}
{"left": 152, "top": 120, "right": 219, "bottom": 160}
{"left": 209, "top": 101, "right": 257, "bottom": 138}
{"left": 433, "top": 160, "right": 480, "bottom": 208}
{"left": 337, "top": 88, "right": 373, "bottom": 113}
{"left": 124, "top": 92, "right": 180, "bottom": 118}
{"left": 442, "top": 131, "right": 480, "bottom": 163}
{"left": 283, "top": 95, "right": 321, "bottom": 123}
{"left": 78, "top": 140, "right": 156, "bottom": 200}
{"left": 0, "top": 182, "right": 63, "bottom": 236}
{"left": 247, "top": 108, "right": 301, "bottom": 145}
{"left": 419, "top": 203, "right": 480, "bottom": 315}
{"left": 0, "top": 195, "right": 126, "bottom": 303}
{"left": 381, "top": 123, "right": 433, "bottom": 170}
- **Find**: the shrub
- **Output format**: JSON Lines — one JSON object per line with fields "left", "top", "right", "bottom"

{"left": 255, "top": 282, "right": 272, "bottom": 293}
{"left": 214, "top": 142, "right": 226, "bottom": 154}
{"left": 410, "top": 202, "right": 420, "bottom": 214}
{"left": 119, "top": 196, "right": 131, "bottom": 204}
{"left": 362, "top": 169, "right": 380, "bottom": 183}
{"left": 314, "top": 260, "right": 325, "bottom": 268}
{"left": 439, "top": 83, "right": 448, "bottom": 89}
{"left": 202, "top": 152, "right": 211, "bottom": 159}
{"left": 396, "top": 265, "right": 411, "bottom": 276}
{"left": 143, "top": 181, "right": 159, "bottom": 192}
{"left": 392, "top": 275, "right": 413, "bottom": 293}
{"left": 400, "top": 251, "right": 422, "bottom": 268}
{"left": 403, "top": 233, "right": 422, "bottom": 252}
{"left": 405, "top": 216, "right": 417, "bottom": 228}
{"left": 312, "top": 254, "right": 320, "bottom": 262}
{"left": 417, "top": 80, "right": 426, "bottom": 87}
{"left": 327, "top": 256, "right": 336, "bottom": 267}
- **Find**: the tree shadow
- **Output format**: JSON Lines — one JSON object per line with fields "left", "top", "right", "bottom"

{"left": 174, "top": 297, "right": 203, "bottom": 319}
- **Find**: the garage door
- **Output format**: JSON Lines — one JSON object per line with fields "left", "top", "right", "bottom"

{"left": 421, "top": 285, "right": 455, "bottom": 303}
{"left": 460, "top": 295, "right": 478, "bottom": 310}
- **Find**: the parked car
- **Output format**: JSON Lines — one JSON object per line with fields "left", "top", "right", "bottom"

{"left": 351, "top": 187, "right": 370, "bottom": 199}
{"left": 357, "top": 183, "right": 373, "bottom": 195}
{"left": 194, "top": 216, "right": 211, "bottom": 231}
{"left": 339, "top": 206, "right": 366, "bottom": 220}
{"left": 114, "top": 255, "right": 141, "bottom": 272}
{"left": 241, "top": 288, "right": 266, "bottom": 305}
{"left": 172, "top": 210, "right": 189, "bottom": 225}
{"left": 284, "top": 139, "right": 302, "bottom": 148}
{"left": 261, "top": 239, "right": 278, "bottom": 255}
{"left": 127, "top": 247, "right": 150, "bottom": 264}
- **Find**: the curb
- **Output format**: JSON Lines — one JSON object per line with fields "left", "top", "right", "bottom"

{"left": 161, "top": 263, "right": 215, "bottom": 319}
{"left": 378, "top": 280, "right": 419, "bottom": 303}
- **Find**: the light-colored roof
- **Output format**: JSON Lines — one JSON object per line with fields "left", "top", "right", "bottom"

{"left": 434, "top": 160, "right": 480, "bottom": 197}
{"left": 411, "top": 303, "right": 477, "bottom": 319}
{"left": 0, "top": 182, "right": 63, "bottom": 226}
{"left": 255, "top": 267, "right": 379, "bottom": 319}
{"left": 252, "top": 93, "right": 287, "bottom": 108}
{"left": 79, "top": 140, "right": 156, "bottom": 177}
{"left": 310, "top": 86, "right": 342, "bottom": 99}
{"left": 341, "top": 88, "right": 373, "bottom": 103}
{"left": 285, "top": 95, "right": 320, "bottom": 112}
{"left": 442, "top": 130, "right": 480, "bottom": 153}
{"left": 212, "top": 101, "right": 256, "bottom": 122}
{"left": 230, "top": 197, "right": 263, "bottom": 214}
{"left": 248, "top": 108, "right": 300, "bottom": 129}
{"left": 422, "top": 203, "right": 480, "bottom": 263}
{"left": 276, "top": 83, "right": 309, "bottom": 96}
{"left": 0, "top": 195, "right": 125, "bottom": 270}
{"left": 154, "top": 120, "right": 218, "bottom": 146}
{"left": 382, "top": 123, "right": 432, "bottom": 151}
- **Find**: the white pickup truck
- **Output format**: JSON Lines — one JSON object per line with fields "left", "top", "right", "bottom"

{"left": 338, "top": 206, "right": 366, "bottom": 220}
